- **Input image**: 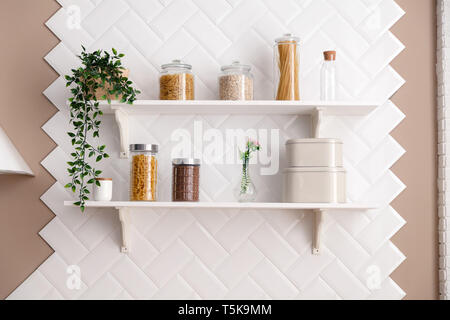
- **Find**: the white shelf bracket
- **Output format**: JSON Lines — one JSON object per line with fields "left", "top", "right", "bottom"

{"left": 114, "top": 109, "right": 129, "bottom": 159}
{"left": 312, "top": 209, "right": 325, "bottom": 255}
{"left": 311, "top": 107, "right": 324, "bottom": 138}
{"left": 116, "top": 207, "right": 131, "bottom": 253}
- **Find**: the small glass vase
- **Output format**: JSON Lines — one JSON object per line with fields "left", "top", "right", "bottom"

{"left": 235, "top": 161, "right": 257, "bottom": 202}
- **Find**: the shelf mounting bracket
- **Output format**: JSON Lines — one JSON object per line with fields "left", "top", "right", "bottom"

{"left": 116, "top": 207, "right": 131, "bottom": 253}
{"left": 311, "top": 107, "right": 324, "bottom": 138}
{"left": 114, "top": 109, "right": 129, "bottom": 159}
{"left": 312, "top": 209, "right": 325, "bottom": 255}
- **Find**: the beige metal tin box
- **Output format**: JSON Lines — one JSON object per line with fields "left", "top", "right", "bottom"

{"left": 286, "top": 138, "right": 343, "bottom": 167}
{"left": 283, "top": 167, "right": 346, "bottom": 203}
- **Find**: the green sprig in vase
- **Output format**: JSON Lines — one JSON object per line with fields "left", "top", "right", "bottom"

{"left": 235, "top": 139, "right": 261, "bottom": 202}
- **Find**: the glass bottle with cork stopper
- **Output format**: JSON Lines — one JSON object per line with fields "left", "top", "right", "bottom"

{"left": 320, "top": 50, "right": 337, "bottom": 101}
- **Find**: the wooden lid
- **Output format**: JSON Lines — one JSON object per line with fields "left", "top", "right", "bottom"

{"left": 95, "top": 178, "right": 112, "bottom": 181}
{"left": 324, "top": 51, "right": 337, "bottom": 61}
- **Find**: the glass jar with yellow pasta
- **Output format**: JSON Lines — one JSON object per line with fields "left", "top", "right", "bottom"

{"left": 159, "top": 59, "right": 194, "bottom": 100}
{"left": 129, "top": 144, "right": 158, "bottom": 201}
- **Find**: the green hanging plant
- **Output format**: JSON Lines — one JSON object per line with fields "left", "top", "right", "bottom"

{"left": 64, "top": 46, "right": 141, "bottom": 212}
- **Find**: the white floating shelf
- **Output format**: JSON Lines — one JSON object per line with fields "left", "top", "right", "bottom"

{"left": 98, "top": 100, "right": 379, "bottom": 116}
{"left": 92, "top": 100, "right": 380, "bottom": 158}
{"left": 64, "top": 201, "right": 377, "bottom": 254}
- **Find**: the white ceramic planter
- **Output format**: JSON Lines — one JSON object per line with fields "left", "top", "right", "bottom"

{"left": 286, "top": 138, "right": 343, "bottom": 167}
{"left": 93, "top": 178, "right": 113, "bottom": 201}
{"left": 283, "top": 167, "right": 346, "bottom": 203}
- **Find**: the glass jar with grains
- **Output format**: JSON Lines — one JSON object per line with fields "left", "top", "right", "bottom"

{"left": 219, "top": 61, "right": 253, "bottom": 100}
{"left": 159, "top": 59, "right": 194, "bottom": 100}
{"left": 129, "top": 144, "right": 158, "bottom": 201}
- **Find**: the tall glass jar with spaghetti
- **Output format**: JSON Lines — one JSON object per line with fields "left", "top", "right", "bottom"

{"left": 159, "top": 59, "right": 194, "bottom": 100}
{"left": 129, "top": 144, "right": 158, "bottom": 201}
{"left": 274, "top": 34, "right": 300, "bottom": 100}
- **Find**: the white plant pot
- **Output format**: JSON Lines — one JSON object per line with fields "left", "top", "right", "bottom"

{"left": 93, "top": 178, "right": 113, "bottom": 201}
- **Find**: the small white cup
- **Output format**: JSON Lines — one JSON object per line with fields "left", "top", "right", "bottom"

{"left": 93, "top": 178, "right": 113, "bottom": 201}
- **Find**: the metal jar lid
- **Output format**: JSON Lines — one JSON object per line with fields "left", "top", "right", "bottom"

{"left": 172, "top": 158, "right": 201, "bottom": 166}
{"left": 129, "top": 144, "right": 159, "bottom": 153}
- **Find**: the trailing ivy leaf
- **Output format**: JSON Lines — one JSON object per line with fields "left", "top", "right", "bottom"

{"left": 96, "top": 155, "right": 102, "bottom": 162}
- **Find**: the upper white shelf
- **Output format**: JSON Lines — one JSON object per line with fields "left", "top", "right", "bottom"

{"left": 90, "top": 100, "right": 380, "bottom": 158}
{"left": 97, "top": 100, "right": 380, "bottom": 116}
{"left": 64, "top": 201, "right": 377, "bottom": 211}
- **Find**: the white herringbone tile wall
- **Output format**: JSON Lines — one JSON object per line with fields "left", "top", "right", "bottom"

{"left": 9, "top": 0, "right": 407, "bottom": 300}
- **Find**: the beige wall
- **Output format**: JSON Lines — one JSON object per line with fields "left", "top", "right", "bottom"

{"left": 0, "top": 0, "right": 439, "bottom": 299}
{"left": 390, "top": 0, "right": 439, "bottom": 300}
{"left": 0, "top": 0, "right": 59, "bottom": 298}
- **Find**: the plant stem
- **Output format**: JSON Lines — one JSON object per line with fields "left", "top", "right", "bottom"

{"left": 79, "top": 86, "right": 89, "bottom": 207}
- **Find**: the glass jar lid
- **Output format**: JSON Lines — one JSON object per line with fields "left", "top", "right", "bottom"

{"left": 161, "top": 59, "right": 192, "bottom": 70}
{"left": 221, "top": 61, "right": 251, "bottom": 72}
{"left": 275, "top": 33, "right": 300, "bottom": 43}
{"left": 172, "top": 158, "right": 201, "bottom": 166}
{"left": 130, "top": 144, "right": 159, "bottom": 153}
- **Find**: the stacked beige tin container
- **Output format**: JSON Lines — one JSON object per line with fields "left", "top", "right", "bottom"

{"left": 283, "top": 139, "right": 346, "bottom": 203}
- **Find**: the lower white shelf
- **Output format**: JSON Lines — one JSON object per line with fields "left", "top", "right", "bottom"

{"left": 64, "top": 201, "right": 377, "bottom": 255}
